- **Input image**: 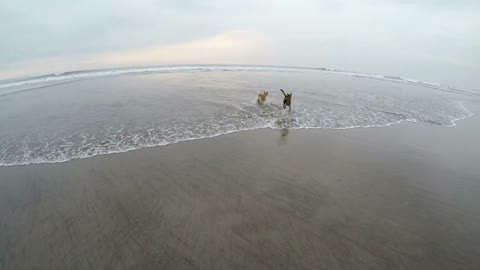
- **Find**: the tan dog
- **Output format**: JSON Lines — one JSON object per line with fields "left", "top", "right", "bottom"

{"left": 280, "top": 89, "right": 292, "bottom": 110}
{"left": 257, "top": 91, "right": 269, "bottom": 105}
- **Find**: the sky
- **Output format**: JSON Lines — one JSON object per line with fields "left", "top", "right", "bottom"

{"left": 1, "top": 0, "right": 479, "bottom": 90}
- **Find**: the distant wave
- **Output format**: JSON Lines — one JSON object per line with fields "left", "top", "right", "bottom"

{"left": 1, "top": 65, "right": 477, "bottom": 97}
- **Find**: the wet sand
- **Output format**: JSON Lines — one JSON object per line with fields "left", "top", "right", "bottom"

{"left": 1, "top": 107, "right": 480, "bottom": 269}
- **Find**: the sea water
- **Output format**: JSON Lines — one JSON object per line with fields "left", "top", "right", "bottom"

{"left": 0, "top": 66, "right": 475, "bottom": 166}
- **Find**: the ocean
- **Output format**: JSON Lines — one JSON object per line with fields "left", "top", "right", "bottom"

{"left": 0, "top": 65, "right": 475, "bottom": 166}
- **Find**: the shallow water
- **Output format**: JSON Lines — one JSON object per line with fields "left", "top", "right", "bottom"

{"left": 0, "top": 68, "right": 474, "bottom": 166}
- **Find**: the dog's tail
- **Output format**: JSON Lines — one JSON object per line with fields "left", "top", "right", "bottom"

{"left": 280, "top": 89, "right": 287, "bottom": 97}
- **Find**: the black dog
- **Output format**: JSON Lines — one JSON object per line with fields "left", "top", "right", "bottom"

{"left": 280, "top": 89, "right": 292, "bottom": 110}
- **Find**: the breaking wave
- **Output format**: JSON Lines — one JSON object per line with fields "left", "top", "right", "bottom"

{"left": 0, "top": 100, "right": 472, "bottom": 167}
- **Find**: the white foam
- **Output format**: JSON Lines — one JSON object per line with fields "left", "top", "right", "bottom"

{"left": 0, "top": 100, "right": 473, "bottom": 167}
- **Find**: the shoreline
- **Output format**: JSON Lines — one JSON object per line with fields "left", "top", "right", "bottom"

{"left": 1, "top": 104, "right": 480, "bottom": 269}
{"left": 0, "top": 102, "right": 475, "bottom": 168}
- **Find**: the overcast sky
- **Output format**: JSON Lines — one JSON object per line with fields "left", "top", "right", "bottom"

{"left": 1, "top": 0, "right": 479, "bottom": 90}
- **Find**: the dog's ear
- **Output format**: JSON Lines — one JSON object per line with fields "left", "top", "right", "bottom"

{"left": 266, "top": 92, "right": 269, "bottom": 95}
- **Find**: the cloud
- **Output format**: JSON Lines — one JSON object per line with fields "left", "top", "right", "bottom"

{"left": 0, "top": 30, "right": 273, "bottom": 79}
{"left": 90, "top": 30, "right": 271, "bottom": 67}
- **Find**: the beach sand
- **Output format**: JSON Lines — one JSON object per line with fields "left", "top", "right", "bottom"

{"left": 1, "top": 106, "right": 480, "bottom": 269}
